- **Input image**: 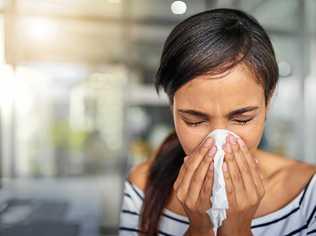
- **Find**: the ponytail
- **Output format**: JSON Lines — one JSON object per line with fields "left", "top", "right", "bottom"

{"left": 140, "top": 130, "right": 185, "bottom": 235}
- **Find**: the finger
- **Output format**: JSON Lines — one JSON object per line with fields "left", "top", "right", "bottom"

{"left": 224, "top": 136, "right": 246, "bottom": 197}
{"left": 237, "top": 137, "right": 265, "bottom": 198}
{"left": 222, "top": 161, "right": 236, "bottom": 211}
{"left": 186, "top": 136, "right": 214, "bottom": 168}
{"left": 173, "top": 156, "right": 188, "bottom": 190}
{"left": 229, "top": 135, "right": 257, "bottom": 196}
{"left": 198, "top": 160, "right": 215, "bottom": 210}
{"left": 176, "top": 137, "right": 214, "bottom": 199}
{"left": 187, "top": 144, "right": 217, "bottom": 204}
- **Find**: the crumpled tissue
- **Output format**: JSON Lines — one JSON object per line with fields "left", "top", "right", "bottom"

{"left": 205, "top": 129, "right": 241, "bottom": 232}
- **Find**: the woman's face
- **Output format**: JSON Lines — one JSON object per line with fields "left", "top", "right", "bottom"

{"left": 172, "top": 63, "right": 269, "bottom": 156}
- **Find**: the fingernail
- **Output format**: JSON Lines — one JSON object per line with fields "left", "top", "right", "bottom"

{"left": 225, "top": 135, "right": 230, "bottom": 145}
{"left": 229, "top": 135, "right": 237, "bottom": 144}
{"left": 223, "top": 162, "right": 228, "bottom": 172}
{"left": 255, "top": 158, "right": 259, "bottom": 164}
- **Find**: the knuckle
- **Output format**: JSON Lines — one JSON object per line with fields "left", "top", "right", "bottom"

{"left": 238, "top": 202, "right": 247, "bottom": 211}
{"left": 227, "top": 186, "right": 233, "bottom": 194}
{"left": 176, "top": 191, "right": 184, "bottom": 202}
{"left": 249, "top": 196, "right": 258, "bottom": 206}
{"left": 173, "top": 183, "right": 176, "bottom": 191}
{"left": 183, "top": 161, "right": 190, "bottom": 170}
{"left": 173, "top": 183, "right": 178, "bottom": 191}
{"left": 175, "top": 191, "right": 180, "bottom": 200}
{"left": 184, "top": 199, "right": 195, "bottom": 210}
{"left": 225, "top": 153, "right": 233, "bottom": 162}
{"left": 259, "top": 185, "right": 266, "bottom": 197}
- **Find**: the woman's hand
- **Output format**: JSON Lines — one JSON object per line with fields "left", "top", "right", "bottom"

{"left": 173, "top": 137, "right": 216, "bottom": 236}
{"left": 218, "top": 134, "right": 266, "bottom": 236}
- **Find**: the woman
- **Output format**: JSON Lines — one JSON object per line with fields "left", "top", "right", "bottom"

{"left": 119, "top": 8, "right": 316, "bottom": 236}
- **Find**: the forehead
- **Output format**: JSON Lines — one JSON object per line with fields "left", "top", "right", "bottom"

{"left": 174, "top": 64, "right": 264, "bottom": 110}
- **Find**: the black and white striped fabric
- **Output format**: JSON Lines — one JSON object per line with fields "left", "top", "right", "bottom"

{"left": 119, "top": 173, "right": 316, "bottom": 236}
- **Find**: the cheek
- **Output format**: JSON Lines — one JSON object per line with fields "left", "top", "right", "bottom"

{"left": 174, "top": 118, "right": 206, "bottom": 156}
{"left": 238, "top": 115, "right": 265, "bottom": 154}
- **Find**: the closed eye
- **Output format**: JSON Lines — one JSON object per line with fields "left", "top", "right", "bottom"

{"left": 184, "top": 119, "right": 253, "bottom": 127}
{"left": 184, "top": 120, "right": 205, "bottom": 127}
{"left": 236, "top": 119, "right": 252, "bottom": 125}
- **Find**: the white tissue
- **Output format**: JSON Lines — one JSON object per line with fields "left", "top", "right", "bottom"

{"left": 205, "top": 129, "right": 241, "bottom": 232}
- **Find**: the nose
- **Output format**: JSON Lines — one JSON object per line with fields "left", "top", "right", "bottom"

{"left": 207, "top": 121, "right": 231, "bottom": 146}
{"left": 209, "top": 120, "right": 228, "bottom": 132}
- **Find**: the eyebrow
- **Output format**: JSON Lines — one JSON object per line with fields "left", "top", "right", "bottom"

{"left": 177, "top": 106, "right": 259, "bottom": 119}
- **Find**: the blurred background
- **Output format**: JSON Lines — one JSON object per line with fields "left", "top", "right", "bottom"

{"left": 0, "top": 0, "right": 315, "bottom": 235}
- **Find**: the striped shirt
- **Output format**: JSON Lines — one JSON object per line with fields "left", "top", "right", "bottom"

{"left": 119, "top": 173, "right": 316, "bottom": 236}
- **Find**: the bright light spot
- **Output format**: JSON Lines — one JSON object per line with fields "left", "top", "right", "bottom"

{"left": 0, "top": 64, "right": 15, "bottom": 111}
{"left": 25, "top": 18, "right": 57, "bottom": 41}
{"left": 0, "top": 65, "right": 36, "bottom": 113}
{"left": 171, "top": 1, "right": 187, "bottom": 15}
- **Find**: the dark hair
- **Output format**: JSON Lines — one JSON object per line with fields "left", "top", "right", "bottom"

{"left": 140, "top": 8, "right": 279, "bottom": 235}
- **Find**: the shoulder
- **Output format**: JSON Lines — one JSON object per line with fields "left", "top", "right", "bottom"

{"left": 273, "top": 152, "right": 316, "bottom": 189}
{"left": 120, "top": 159, "right": 154, "bottom": 213}
{"left": 257, "top": 149, "right": 316, "bottom": 180}
{"left": 127, "top": 158, "right": 154, "bottom": 192}
{"left": 278, "top": 157, "right": 316, "bottom": 205}
{"left": 258, "top": 149, "right": 316, "bottom": 200}
{"left": 287, "top": 161, "right": 316, "bottom": 220}
{"left": 282, "top": 159, "right": 316, "bottom": 184}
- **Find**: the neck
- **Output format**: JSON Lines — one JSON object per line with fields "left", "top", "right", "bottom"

{"left": 252, "top": 148, "right": 273, "bottom": 182}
